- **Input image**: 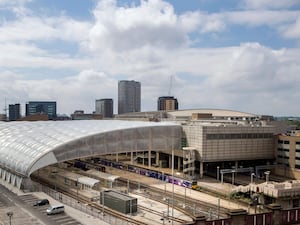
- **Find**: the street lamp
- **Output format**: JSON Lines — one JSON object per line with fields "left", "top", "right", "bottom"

{"left": 7, "top": 211, "right": 13, "bottom": 225}
{"left": 251, "top": 173, "right": 256, "bottom": 184}
{"left": 264, "top": 171, "right": 270, "bottom": 182}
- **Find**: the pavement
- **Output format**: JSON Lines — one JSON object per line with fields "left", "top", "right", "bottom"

{"left": 0, "top": 179, "right": 109, "bottom": 225}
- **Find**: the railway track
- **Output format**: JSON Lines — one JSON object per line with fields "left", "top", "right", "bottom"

{"left": 138, "top": 205, "right": 190, "bottom": 224}
{"left": 79, "top": 159, "right": 231, "bottom": 216}
{"left": 76, "top": 159, "right": 235, "bottom": 218}
{"left": 117, "top": 177, "right": 230, "bottom": 219}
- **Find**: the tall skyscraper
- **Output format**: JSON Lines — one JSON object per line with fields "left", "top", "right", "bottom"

{"left": 95, "top": 98, "right": 114, "bottom": 118}
{"left": 157, "top": 96, "right": 178, "bottom": 111}
{"left": 118, "top": 80, "right": 141, "bottom": 114}
{"left": 9, "top": 103, "right": 21, "bottom": 121}
{"left": 26, "top": 101, "right": 57, "bottom": 120}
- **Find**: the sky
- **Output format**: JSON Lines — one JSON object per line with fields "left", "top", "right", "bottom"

{"left": 0, "top": 0, "right": 300, "bottom": 116}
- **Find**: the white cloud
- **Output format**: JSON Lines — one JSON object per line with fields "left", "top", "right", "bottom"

{"left": 0, "top": 15, "right": 91, "bottom": 43}
{"left": 282, "top": 17, "right": 300, "bottom": 39}
{"left": 88, "top": 0, "right": 198, "bottom": 52}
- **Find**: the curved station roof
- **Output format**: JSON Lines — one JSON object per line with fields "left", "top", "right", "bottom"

{"left": 0, "top": 120, "right": 181, "bottom": 179}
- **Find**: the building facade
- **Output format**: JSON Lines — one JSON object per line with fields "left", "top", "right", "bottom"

{"left": 182, "top": 120, "right": 275, "bottom": 178}
{"left": 26, "top": 101, "right": 57, "bottom": 120}
{"left": 95, "top": 99, "right": 113, "bottom": 118}
{"left": 157, "top": 96, "right": 178, "bottom": 111}
{"left": 118, "top": 80, "right": 141, "bottom": 114}
{"left": 9, "top": 103, "right": 21, "bottom": 121}
{"left": 275, "top": 134, "right": 300, "bottom": 179}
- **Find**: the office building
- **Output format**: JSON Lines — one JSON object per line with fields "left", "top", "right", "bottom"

{"left": 95, "top": 99, "right": 113, "bottom": 118}
{"left": 157, "top": 96, "right": 178, "bottom": 111}
{"left": 9, "top": 103, "right": 21, "bottom": 121}
{"left": 26, "top": 101, "right": 57, "bottom": 120}
{"left": 118, "top": 80, "right": 141, "bottom": 114}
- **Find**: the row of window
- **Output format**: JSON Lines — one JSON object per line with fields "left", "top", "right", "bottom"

{"left": 278, "top": 148, "right": 290, "bottom": 152}
{"left": 206, "top": 133, "right": 273, "bottom": 140}
{"left": 278, "top": 140, "right": 290, "bottom": 144}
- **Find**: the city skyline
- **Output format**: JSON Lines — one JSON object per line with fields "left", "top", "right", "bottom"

{"left": 0, "top": 0, "right": 300, "bottom": 116}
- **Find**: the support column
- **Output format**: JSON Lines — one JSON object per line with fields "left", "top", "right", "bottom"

{"left": 156, "top": 152, "right": 159, "bottom": 166}
{"left": 199, "top": 161, "right": 203, "bottom": 178}
{"left": 169, "top": 154, "right": 172, "bottom": 169}
{"left": 177, "top": 157, "right": 181, "bottom": 171}
{"left": 116, "top": 153, "right": 118, "bottom": 162}
{"left": 235, "top": 161, "right": 238, "bottom": 169}
{"left": 148, "top": 149, "right": 151, "bottom": 168}
{"left": 148, "top": 129, "right": 152, "bottom": 169}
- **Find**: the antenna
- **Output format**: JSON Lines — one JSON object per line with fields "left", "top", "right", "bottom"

{"left": 168, "top": 75, "right": 173, "bottom": 96}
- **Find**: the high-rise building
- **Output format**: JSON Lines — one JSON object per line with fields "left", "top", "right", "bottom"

{"left": 26, "top": 101, "right": 57, "bottom": 120}
{"left": 157, "top": 96, "right": 178, "bottom": 111}
{"left": 95, "top": 98, "right": 114, "bottom": 118}
{"left": 118, "top": 80, "right": 141, "bottom": 114}
{"left": 9, "top": 103, "right": 21, "bottom": 121}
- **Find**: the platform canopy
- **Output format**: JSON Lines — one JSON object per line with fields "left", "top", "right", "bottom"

{"left": 0, "top": 120, "right": 181, "bottom": 181}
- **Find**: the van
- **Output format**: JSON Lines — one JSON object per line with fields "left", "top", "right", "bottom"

{"left": 46, "top": 204, "right": 64, "bottom": 215}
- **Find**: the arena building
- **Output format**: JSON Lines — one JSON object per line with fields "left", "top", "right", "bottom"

{"left": 0, "top": 120, "right": 181, "bottom": 189}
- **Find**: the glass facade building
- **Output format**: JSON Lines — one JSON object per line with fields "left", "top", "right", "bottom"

{"left": 9, "top": 103, "right": 21, "bottom": 121}
{"left": 26, "top": 101, "right": 57, "bottom": 120}
{"left": 118, "top": 80, "right": 141, "bottom": 114}
{"left": 95, "top": 98, "right": 114, "bottom": 118}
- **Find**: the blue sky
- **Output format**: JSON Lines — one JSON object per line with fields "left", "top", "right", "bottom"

{"left": 0, "top": 0, "right": 300, "bottom": 116}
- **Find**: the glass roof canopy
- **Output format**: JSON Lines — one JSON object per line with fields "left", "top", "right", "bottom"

{"left": 0, "top": 120, "right": 181, "bottom": 178}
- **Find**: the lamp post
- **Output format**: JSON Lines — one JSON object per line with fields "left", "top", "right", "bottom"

{"left": 171, "top": 138, "right": 174, "bottom": 225}
{"left": 264, "top": 171, "right": 270, "bottom": 182}
{"left": 7, "top": 211, "right": 13, "bottom": 225}
{"left": 251, "top": 173, "right": 256, "bottom": 184}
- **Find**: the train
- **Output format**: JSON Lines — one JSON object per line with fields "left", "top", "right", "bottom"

{"left": 93, "top": 158, "right": 193, "bottom": 189}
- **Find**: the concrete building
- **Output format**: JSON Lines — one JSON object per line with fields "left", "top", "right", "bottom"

{"left": 71, "top": 110, "right": 103, "bottom": 120}
{"left": 26, "top": 101, "right": 57, "bottom": 120}
{"left": 95, "top": 98, "right": 113, "bottom": 118}
{"left": 118, "top": 80, "right": 141, "bottom": 114}
{"left": 157, "top": 96, "right": 178, "bottom": 111}
{"left": 181, "top": 119, "right": 275, "bottom": 178}
{"left": 8, "top": 103, "right": 21, "bottom": 121}
{"left": 275, "top": 133, "right": 300, "bottom": 179}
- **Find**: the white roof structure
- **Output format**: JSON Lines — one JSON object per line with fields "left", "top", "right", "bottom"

{"left": 167, "top": 109, "right": 257, "bottom": 119}
{"left": 0, "top": 120, "right": 181, "bottom": 188}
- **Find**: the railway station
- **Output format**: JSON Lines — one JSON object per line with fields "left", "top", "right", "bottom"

{"left": 0, "top": 109, "right": 300, "bottom": 225}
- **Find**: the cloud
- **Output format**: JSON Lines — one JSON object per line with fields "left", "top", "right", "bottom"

{"left": 242, "top": 0, "right": 300, "bottom": 9}
{"left": 0, "top": 69, "right": 117, "bottom": 115}
{"left": 0, "top": 15, "right": 91, "bottom": 43}
{"left": 281, "top": 17, "right": 300, "bottom": 39}
{"left": 88, "top": 0, "right": 199, "bottom": 52}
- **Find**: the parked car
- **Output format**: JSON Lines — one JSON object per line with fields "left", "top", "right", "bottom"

{"left": 46, "top": 204, "right": 65, "bottom": 215}
{"left": 33, "top": 199, "right": 49, "bottom": 206}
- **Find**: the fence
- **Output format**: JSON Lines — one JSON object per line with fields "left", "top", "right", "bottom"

{"left": 40, "top": 184, "right": 136, "bottom": 225}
